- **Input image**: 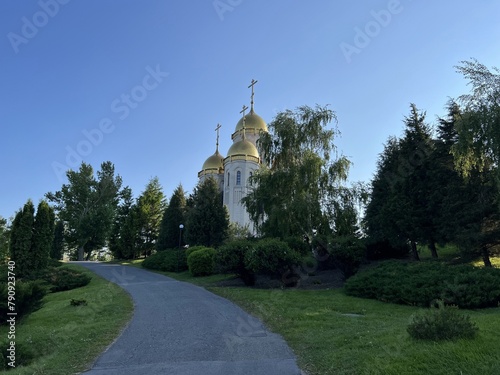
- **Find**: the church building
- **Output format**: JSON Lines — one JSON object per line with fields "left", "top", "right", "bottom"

{"left": 197, "top": 80, "right": 268, "bottom": 234}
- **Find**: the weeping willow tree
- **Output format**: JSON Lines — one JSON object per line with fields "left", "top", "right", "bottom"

{"left": 242, "top": 105, "right": 352, "bottom": 239}
{"left": 452, "top": 59, "right": 500, "bottom": 265}
{"left": 453, "top": 59, "right": 500, "bottom": 180}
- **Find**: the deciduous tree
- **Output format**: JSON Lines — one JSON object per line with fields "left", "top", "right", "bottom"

{"left": 243, "top": 105, "right": 351, "bottom": 239}
{"left": 46, "top": 162, "right": 122, "bottom": 260}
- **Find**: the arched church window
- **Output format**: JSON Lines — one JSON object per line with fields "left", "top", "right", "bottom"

{"left": 248, "top": 172, "right": 253, "bottom": 186}
{"left": 236, "top": 171, "right": 241, "bottom": 185}
{"left": 227, "top": 172, "right": 230, "bottom": 186}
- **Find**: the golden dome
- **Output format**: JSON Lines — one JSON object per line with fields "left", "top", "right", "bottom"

{"left": 226, "top": 139, "right": 259, "bottom": 159}
{"left": 235, "top": 110, "right": 268, "bottom": 133}
{"left": 202, "top": 150, "right": 224, "bottom": 171}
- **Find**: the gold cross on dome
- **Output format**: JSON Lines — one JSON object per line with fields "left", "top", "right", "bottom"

{"left": 240, "top": 105, "right": 249, "bottom": 139}
{"left": 214, "top": 123, "right": 221, "bottom": 152}
{"left": 248, "top": 79, "right": 258, "bottom": 111}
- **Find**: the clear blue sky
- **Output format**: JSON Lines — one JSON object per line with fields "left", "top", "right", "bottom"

{"left": 1, "top": 0, "right": 499, "bottom": 220}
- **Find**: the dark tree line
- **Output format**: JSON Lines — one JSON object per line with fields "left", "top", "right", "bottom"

{"left": 8, "top": 200, "right": 59, "bottom": 278}
{"left": 365, "top": 90, "right": 499, "bottom": 265}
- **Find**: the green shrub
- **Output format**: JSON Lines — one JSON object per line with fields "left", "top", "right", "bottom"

{"left": 187, "top": 248, "right": 216, "bottom": 276}
{"left": 0, "top": 280, "right": 47, "bottom": 325}
{"left": 344, "top": 260, "right": 500, "bottom": 309}
{"left": 142, "top": 250, "right": 187, "bottom": 272}
{"left": 245, "top": 238, "right": 301, "bottom": 280}
{"left": 284, "top": 236, "right": 310, "bottom": 256}
{"left": 0, "top": 341, "right": 36, "bottom": 370}
{"left": 328, "top": 235, "right": 366, "bottom": 280}
{"left": 70, "top": 298, "right": 88, "bottom": 306}
{"left": 407, "top": 301, "right": 478, "bottom": 341}
{"left": 216, "top": 240, "right": 255, "bottom": 286}
{"left": 185, "top": 246, "right": 212, "bottom": 259}
{"left": 43, "top": 267, "right": 92, "bottom": 292}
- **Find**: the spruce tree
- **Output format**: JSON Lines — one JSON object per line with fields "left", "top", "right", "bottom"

{"left": 157, "top": 184, "right": 186, "bottom": 250}
{"left": 135, "top": 177, "right": 166, "bottom": 256}
{"left": 186, "top": 178, "right": 229, "bottom": 247}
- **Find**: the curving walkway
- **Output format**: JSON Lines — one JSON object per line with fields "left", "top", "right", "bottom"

{"left": 77, "top": 262, "right": 302, "bottom": 375}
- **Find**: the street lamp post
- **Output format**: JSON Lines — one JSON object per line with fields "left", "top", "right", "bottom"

{"left": 177, "top": 224, "right": 184, "bottom": 272}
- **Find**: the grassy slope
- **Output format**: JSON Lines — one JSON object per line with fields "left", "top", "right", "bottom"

{"left": 0, "top": 264, "right": 133, "bottom": 375}
{"left": 131, "top": 256, "right": 500, "bottom": 375}
{"left": 211, "top": 287, "right": 500, "bottom": 375}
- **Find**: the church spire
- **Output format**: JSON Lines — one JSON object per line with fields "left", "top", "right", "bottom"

{"left": 240, "top": 105, "right": 248, "bottom": 140}
{"left": 248, "top": 79, "right": 258, "bottom": 113}
{"left": 215, "top": 123, "right": 221, "bottom": 153}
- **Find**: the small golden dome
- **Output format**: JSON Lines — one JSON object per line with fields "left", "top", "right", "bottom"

{"left": 202, "top": 150, "right": 224, "bottom": 171}
{"left": 235, "top": 110, "right": 268, "bottom": 133}
{"left": 226, "top": 139, "right": 259, "bottom": 158}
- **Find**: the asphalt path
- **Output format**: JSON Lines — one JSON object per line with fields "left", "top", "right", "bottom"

{"left": 77, "top": 262, "right": 302, "bottom": 375}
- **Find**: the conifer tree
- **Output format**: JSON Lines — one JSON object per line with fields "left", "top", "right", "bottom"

{"left": 109, "top": 186, "right": 139, "bottom": 259}
{"left": 157, "top": 184, "right": 186, "bottom": 250}
{"left": 186, "top": 178, "right": 229, "bottom": 247}
{"left": 135, "top": 177, "right": 166, "bottom": 256}
{"left": 9, "top": 200, "right": 35, "bottom": 277}
{"left": 31, "top": 200, "right": 55, "bottom": 272}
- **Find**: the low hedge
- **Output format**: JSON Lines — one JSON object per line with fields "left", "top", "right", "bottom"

{"left": 344, "top": 260, "right": 500, "bottom": 309}
{"left": 215, "top": 240, "right": 256, "bottom": 286}
{"left": 187, "top": 248, "right": 216, "bottom": 277}
{"left": 43, "top": 266, "right": 92, "bottom": 292}
{"left": 245, "top": 238, "right": 302, "bottom": 278}
{"left": 142, "top": 249, "right": 187, "bottom": 272}
{"left": 0, "top": 280, "right": 47, "bottom": 325}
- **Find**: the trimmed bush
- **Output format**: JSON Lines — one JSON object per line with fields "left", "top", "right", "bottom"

{"left": 344, "top": 260, "right": 500, "bottom": 309}
{"left": 245, "top": 238, "right": 302, "bottom": 280}
{"left": 187, "top": 248, "right": 216, "bottom": 276}
{"left": 407, "top": 301, "right": 478, "bottom": 341}
{"left": 216, "top": 240, "right": 255, "bottom": 286}
{"left": 142, "top": 249, "right": 187, "bottom": 272}
{"left": 43, "top": 267, "right": 92, "bottom": 292}
{"left": 0, "top": 280, "right": 47, "bottom": 325}
{"left": 185, "top": 246, "right": 212, "bottom": 259}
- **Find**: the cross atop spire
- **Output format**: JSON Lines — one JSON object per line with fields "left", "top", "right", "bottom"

{"left": 248, "top": 79, "right": 258, "bottom": 112}
{"left": 240, "top": 105, "right": 249, "bottom": 139}
{"left": 214, "top": 123, "right": 221, "bottom": 152}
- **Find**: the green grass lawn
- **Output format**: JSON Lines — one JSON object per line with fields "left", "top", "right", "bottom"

{"left": 129, "top": 257, "right": 500, "bottom": 375}
{"left": 210, "top": 287, "right": 500, "bottom": 375}
{"left": 0, "top": 264, "right": 133, "bottom": 375}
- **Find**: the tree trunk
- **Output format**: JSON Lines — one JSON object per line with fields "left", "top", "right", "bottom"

{"left": 78, "top": 245, "right": 84, "bottom": 261}
{"left": 481, "top": 245, "right": 492, "bottom": 267}
{"left": 429, "top": 240, "right": 438, "bottom": 258}
{"left": 410, "top": 240, "right": 420, "bottom": 261}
